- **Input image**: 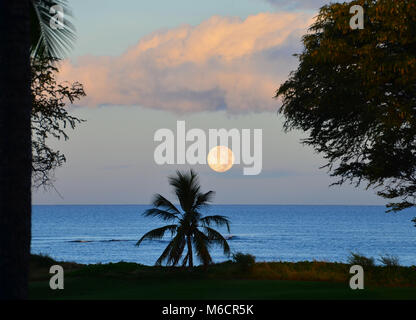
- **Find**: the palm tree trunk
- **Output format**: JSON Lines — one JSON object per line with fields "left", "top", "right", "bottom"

{"left": 0, "top": 0, "right": 32, "bottom": 299}
{"left": 187, "top": 236, "right": 193, "bottom": 268}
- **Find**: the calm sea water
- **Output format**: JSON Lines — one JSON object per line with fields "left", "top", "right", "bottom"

{"left": 31, "top": 205, "right": 416, "bottom": 266}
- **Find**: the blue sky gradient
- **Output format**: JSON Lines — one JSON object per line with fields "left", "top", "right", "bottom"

{"left": 33, "top": 0, "right": 386, "bottom": 205}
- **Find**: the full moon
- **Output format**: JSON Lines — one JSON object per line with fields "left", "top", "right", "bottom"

{"left": 207, "top": 146, "right": 234, "bottom": 173}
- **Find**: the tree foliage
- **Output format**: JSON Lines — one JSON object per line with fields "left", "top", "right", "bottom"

{"left": 276, "top": 0, "right": 416, "bottom": 222}
{"left": 31, "top": 58, "right": 85, "bottom": 188}
{"left": 137, "top": 170, "right": 231, "bottom": 267}
{"left": 30, "top": 0, "right": 76, "bottom": 59}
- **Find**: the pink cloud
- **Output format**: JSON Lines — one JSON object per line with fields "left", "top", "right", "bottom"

{"left": 59, "top": 12, "right": 313, "bottom": 113}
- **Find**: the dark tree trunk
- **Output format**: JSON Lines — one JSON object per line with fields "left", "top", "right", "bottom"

{"left": 0, "top": 0, "right": 32, "bottom": 299}
{"left": 187, "top": 236, "right": 193, "bottom": 268}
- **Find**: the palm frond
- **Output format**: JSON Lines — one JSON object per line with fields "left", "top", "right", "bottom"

{"left": 167, "top": 232, "right": 187, "bottom": 266}
{"left": 155, "top": 238, "right": 175, "bottom": 266}
{"left": 143, "top": 208, "right": 179, "bottom": 222}
{"left": 152, "top": 194, "right": 181, "bottom": 215}
{"left": 168, "top": 169, "right": 200, "bottom": 213}
{"left": 200, "top": 215, "right": 231, "bottom": 232}
{"left": 183, "top": 210, "right": 201, "bottom": 224}
{"left": 193, "top": 191, "right": 215, "bottom": 211}
{"left": 181, "top": 252, "right": 189, "bottom": 267}
{"left": 202, "top": 226, "right": 231, "bottom": 256}
{"left": 30, "top": 0, "right": 76, "bottom": 59}
{"left": 193, "top": 230, "right": 213, "bottom": 265}
{"left": 136, "top": 225, "right": 177, "bottom": 246}
{"left": 154, "top": 226, "right": 186, "bottom": 266}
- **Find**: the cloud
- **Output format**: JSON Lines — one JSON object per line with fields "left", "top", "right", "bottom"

{"left": 60, "top": 12, "right": 314, "bottom": 113}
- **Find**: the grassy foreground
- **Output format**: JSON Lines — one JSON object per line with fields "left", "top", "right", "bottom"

{"left": 29, "top": 255, "right": 416, "bottom": 300}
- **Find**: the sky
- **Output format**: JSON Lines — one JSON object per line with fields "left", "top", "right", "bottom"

{"left": 33, "top": 0, "right": 386, "bottom": 205}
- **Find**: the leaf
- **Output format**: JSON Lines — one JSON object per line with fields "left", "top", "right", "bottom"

{"left": 30, "top": 0, "right": 76, "bottom": 59}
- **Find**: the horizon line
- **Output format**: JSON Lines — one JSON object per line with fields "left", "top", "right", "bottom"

{"left": 32, "top": 203, "right": 387, "bottom": 207}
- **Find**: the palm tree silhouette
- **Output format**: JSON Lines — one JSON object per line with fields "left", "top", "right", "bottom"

{"left": 1, "top": 0, "right": 76, "bottom": 299}
{"left": 137, "top": 170, "right": 231, "bottom": 267}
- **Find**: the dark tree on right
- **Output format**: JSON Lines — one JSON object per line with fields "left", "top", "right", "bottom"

{"left": 276, "top": 0, "right": 416, "bottom": 223}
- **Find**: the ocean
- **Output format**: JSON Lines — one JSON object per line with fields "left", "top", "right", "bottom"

{"left": 31, "top": 205, "right": 416, "bottom": 266}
